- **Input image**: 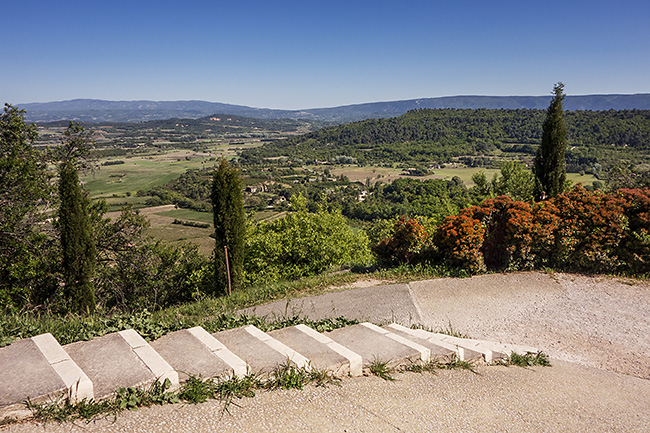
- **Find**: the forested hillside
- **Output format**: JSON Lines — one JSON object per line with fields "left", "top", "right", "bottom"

{"left": 20, "top": 94, "right": 650, "bottom": 123}
{"left": 239, "top": 109, "right": 650, "bottom": 172}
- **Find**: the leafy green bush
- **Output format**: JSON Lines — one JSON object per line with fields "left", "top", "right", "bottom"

{"left": 95, "top": 241, "right": 210, "bottom": 311}
{"left": 172, "top": 218, "right": 210, "bottom": 228}
{"left": 244, "top": 204, "right": 372, "bottom": 285}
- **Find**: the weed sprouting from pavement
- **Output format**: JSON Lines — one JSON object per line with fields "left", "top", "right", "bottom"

{"left": 507, "top": 351, "right": 551, "bottom": 367}
{"left": 266, "top": 363, "right": 311, "bottom": 390}
{"left": 26, "top": 378, "right": 178, "bottom": 423}
{"left": 308, "top": 368, "right": 342, "bottom": 387}
{"left": 443, "top": 357, "right": 477, "bottom": 373}
{"left": 403, "top": 355, "right": 477, "bottom": 374}
{"left": 368, "top": 358, "right": 395, "bottom": 381}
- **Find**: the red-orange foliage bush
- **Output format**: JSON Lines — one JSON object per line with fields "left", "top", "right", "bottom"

{"left": 548, "top": 186, "right": 627, "bottom": 272}
{"left": 373, "top": 216, "right": 429, "bottom": 265}
{"left": 433, "top": 196, "right": 536, "bottom": 272}
{"left": 434, "top": 212, "right": 486, "bottom": 273}
{"left": 376, "top": 187, "right": 650, "bottom": 275}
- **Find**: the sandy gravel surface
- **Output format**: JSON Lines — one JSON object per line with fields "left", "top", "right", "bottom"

{"left": 410, "top": 272, "right": 650, "bottom": 379}
{"left": 6, "top": 361, "right": 649, "bottom": 433}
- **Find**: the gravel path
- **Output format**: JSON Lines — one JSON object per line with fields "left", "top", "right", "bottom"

{"left": 6, "top": 361, "right": 649, "bottom": 433}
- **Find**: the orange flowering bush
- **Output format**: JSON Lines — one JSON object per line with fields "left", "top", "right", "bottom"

{"left": 433, "top": 196, "right": 536, "bottom": 272}
{"left": 375, "top": 187, "right": 650, "bottom": 275}
{"left": 548, "top": 186, "right": 627, "bottom": 272}
{"left": 373, "top": 216, "right": 429, "bottom": 265}
{"left": 434, "top": 212, "right": 486, "bottom": 273}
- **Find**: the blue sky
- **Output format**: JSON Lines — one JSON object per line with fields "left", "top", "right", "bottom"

{"left": 2, "top": 0, "right": 649, "bottom": 109}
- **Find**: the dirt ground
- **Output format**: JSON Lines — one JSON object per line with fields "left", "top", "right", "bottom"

{"left": 409, "top": 271, "right": 650, "bottom": 380}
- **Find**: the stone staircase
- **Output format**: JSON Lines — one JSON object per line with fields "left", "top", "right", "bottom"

{"left": 0, "top": 322, "right": 538, "bottom": 419}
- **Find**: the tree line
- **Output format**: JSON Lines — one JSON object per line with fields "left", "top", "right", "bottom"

{"left": 238, "top": 107, "right": 650, "bottom": 172}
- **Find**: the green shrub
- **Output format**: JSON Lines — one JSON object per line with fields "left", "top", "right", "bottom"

{"left": 244, "top": 206, "right": 372, "bottom": 285}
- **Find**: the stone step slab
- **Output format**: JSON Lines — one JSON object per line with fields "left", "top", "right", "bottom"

{"left": 0, "top": 333, "right": 92, "bottom": 419}
{"left": 386, "top": 324, "right": 493, "bottom": 362}
{"left": 325, "top": 323, "right": 429, "bottom": 371}
{"left": 64, "top": 330, "right": 178, "bottom": 400}
{"left": 269, "top": 324, "right": 363, "bottom": 376}
{"left": 425, "top": 332, "right": 539, "bottom": 362}
{"left": 211, "top": 325, "right": 310, "bottom": 376}
{"left": 381, "top": 324, "right": 456, "bottom": 364}
{"left": 151, "top": 327, "right": 247, "bottom": 382}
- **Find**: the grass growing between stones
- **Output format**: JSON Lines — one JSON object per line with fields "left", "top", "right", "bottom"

{"left": 368, "top": 358, "right": 396, "bottom": 381}
{"left": 20, "top": 367, "right": 341, "bottom": 425}
{"left": 25, "top": 378, "right": 179, "bottom": 424}
{"left": 410, "top": 321, "right": 468, "bottom": 338}
{"left": 403, "top": 356, "right": 478, "bottom": 374}
{"left": 506, "top": 351, "right": 551, "bottom": 367}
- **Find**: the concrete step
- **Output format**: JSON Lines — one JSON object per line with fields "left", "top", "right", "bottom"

{"left": 326, "top": 322, "right": 429, "bottom": 371}
{"left": 268, "top": 324, "right": 363, "bottom": 376}
{"left": 150, "top": 327, "right": 247, "bottom": 382}
{"left": 381, "top": 324, "right": 456, "bottom": 364}
{"left": 426, "top": 332, "right": 539, "bottom": 362}
{"left": 386, "top": 324, "right": 484, "bottom": 362}
{"left": 211, "top": 325, "right": 310, "bottom": 375}
{"left": 0, "top": 333, "right": 92, "bottom": 419}
{"left": 64, "top": 330, "right": 178, "bottom": 400}
{"left": 1, "top": 320, "right": 540, "bottom": 420}
{"left": 386, "top": 324, "right": 539, "bottom": 363}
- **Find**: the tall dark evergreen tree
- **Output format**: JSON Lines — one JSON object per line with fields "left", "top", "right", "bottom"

{"left": 211, "top": 158, "right": 245, "bottom": 294}
{"left": 534, "top": 83, "right": 568, "bottom": 200}
{"left": 57, "top": 123, "right": 96, "bottom": 314}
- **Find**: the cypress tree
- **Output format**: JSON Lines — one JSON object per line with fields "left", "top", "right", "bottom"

{"left": 212, "top": 158, "right": 245, "bottom": 294}
{"left": 57, "top": 123, "right": 96, "bottom": 314}
{"left": 58, "top": 160, "right": 96, "bottom": 314}
{"left": 534, "top": 82, "right": 568, "bottom": 200}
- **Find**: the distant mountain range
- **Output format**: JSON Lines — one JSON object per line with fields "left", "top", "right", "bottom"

{"left": 17, "top": 94, "right": 650, "bottom": 124}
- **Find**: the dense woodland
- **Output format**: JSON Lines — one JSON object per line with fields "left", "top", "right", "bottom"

{"left": 239, "top": 109, "right": 650, "bottom": 173}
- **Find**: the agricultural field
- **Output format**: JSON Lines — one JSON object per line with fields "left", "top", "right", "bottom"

{"left": 93, "top": 150, "right": 601, "bottom": 257}
{"left": 83, "top": 150, "right": 215, "bottom": 198}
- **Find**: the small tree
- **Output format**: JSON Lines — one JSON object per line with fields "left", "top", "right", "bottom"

{"left": 57, "top": 123, "right": 96, "bottom": 314}
{"left": 212, "top": 158, "right": 245, "bottom": 294}
{"left": 0, "top": 104, "right": 54, "bottom": 307}
{"left": 534, "top": 83, "right": 568, "bottom": 200}
{"left": 493, "top": 161, "right": 535, "bottom": 202}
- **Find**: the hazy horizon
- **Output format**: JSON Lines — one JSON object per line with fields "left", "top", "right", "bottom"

{"left": 16, "top": 92, "right": 650, "bottom": 112}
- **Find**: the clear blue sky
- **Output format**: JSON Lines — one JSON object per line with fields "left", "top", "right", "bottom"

{"left": 2, "top": 0, "right": 649, "bottom": 109}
